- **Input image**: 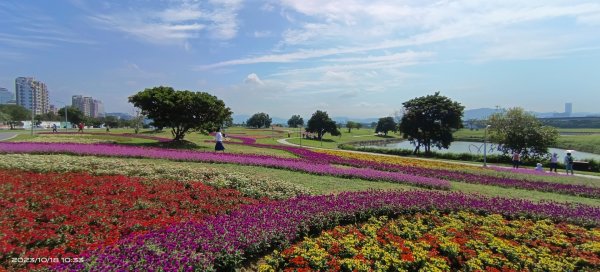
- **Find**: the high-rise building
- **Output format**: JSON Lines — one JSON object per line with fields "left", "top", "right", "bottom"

{"left": 49, "top": 104, "right": 58, "bottom": 114}
{"left": 15, "top": 77, "right": 49, "bottom": 115}
{"left": 0, "top": 87, "right": 15, "bottom": 104}
{"left": 91, "top": 99, "right": 104, "bottom": 118}
{"left": 72, "top": 95, "right": 104, "bottom": 117}
{"left": 565, "top": 103, "right": 572, "bottom": 117}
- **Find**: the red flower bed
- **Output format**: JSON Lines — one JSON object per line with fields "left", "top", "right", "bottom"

{"left": 0, "top": 169, "right": 259, "bottom": 271}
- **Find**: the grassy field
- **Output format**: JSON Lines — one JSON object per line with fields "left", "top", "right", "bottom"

{"left": 284, "top": 128, "right": 400, "bottom": 149}
{"left": 556, "top": 134, "right": 600, "bottom": 155}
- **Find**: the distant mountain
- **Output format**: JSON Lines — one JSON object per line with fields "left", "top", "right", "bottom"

{"left": 463, "top": 108, "right": 501, "bottom": 120}
{"left": 333, "top": 117, "right": 380, "bottom": 124}
{"left": 105, "top": 112, "right": 133, "bottom": 120}
{"left": 463, "top": 108, "right": 600, "bottom": 120}
{"left": 232, "top": 114, "right": 289, "bottom": 126}
{"left": 233, "top": 114, "right": 380, "bottom": 126}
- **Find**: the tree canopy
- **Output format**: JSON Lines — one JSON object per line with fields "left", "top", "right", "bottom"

{"left": 0, "top": 104, "right": 30, "bottom": 129}
{"left": 488, "top": 107, "right": 559, "bottom": 159}
{"left": 287, "top": 114, "right": 304, "bottom": 128}
{"left": 346, "top": 121, "right": 360, "bottom": 133}
{"left": 247, "top": 112, "right": 272, "bottom": 128}
{"left": 306, "top": 110, "right": 341, "bottom": 139}
{"left": 399, "top": 92, "right": 464, "bottom": 154}
{"left": 128, "top": 86, "right": 232, "bottom": 141}
{"left": 58, "top": 106, "right": 84, "bottom": 125}
{"left": 375, "top": 117, "right": 397, "bottom": 136}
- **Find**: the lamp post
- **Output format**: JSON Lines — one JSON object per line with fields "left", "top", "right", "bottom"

{"left": 299, "top": 126, "right": 302, "bottom": 147}
{"left": 484, "top": 125, "right": 491, "bottom": 167}
{"left": 30, "top": 88, "right": 35, "bottom": 136}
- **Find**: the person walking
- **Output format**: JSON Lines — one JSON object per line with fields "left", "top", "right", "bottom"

{"left": 564, "top": 152, "right": 574, "bottom": 175}
{"left": 512, "top": 151, "right": 521, "bottom": 168}
{"left": 549, "top": 153, "right": 559, "bottom": 173}
{"left": 78, "top": 122, "right": 84, "bottom": 133}
{"left": 214, "top": 128, "right": 225, "bottom": 152}
{"left": 51, "top": 123, "right": 58, "bottom": 133}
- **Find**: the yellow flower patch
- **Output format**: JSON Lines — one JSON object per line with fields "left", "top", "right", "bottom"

{"left": 263, "top": 211, "right": 599, "bottom": 271}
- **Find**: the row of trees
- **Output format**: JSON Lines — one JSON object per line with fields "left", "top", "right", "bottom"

{"left": 0, "top": 104, "right": 143, "bottom": 130}
{"left": 370, "top": 92, "right": 557, "bottom": 159}
{"left": 127, "top": 86, "right": 559, "bottom": 160}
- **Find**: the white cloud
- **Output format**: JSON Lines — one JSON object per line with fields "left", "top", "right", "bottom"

{"left": 88, "top": 0, "right": 242, "bottom": 44}
{"left": 253, "top": 30, "right": 272, "bottom": 38}
{"left": 197, "top": 0, "right": 600, "bottom": 69}
{"left": 244, "top": 73, "right": 264, "bottom": 85}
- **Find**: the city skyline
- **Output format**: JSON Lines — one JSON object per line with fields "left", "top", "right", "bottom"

{"left": 1, "top": 1, "right": 600, "bottom": 118}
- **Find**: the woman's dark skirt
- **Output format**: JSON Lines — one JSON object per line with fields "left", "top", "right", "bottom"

{"left": 215, "top": 141, "right": 225, "bottom": 151}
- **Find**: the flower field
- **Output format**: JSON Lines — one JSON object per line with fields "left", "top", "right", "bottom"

{"left": 54, "top": 191, "right": 600, "bottom": 271}
{"left": 0, "top": 169, "right": 258, "bottom": 271}
{"left": 1, "top": 130, "right": 600, "bottom": 271}
{"left": 36, "top": 132, "right": 172, "bottom": 143}
{"left": 0, "top": 142, "right": 451, "bottom": 189}
{"left": 225, "top": 136, "right": 600, "bottom": 198}
{"left": 262, "top": 212, "right": 599, "bottom": 271}
{"left": 0, "top": 154, "right": 310, "bottom": 200}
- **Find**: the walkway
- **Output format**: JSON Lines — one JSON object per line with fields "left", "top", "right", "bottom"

{"left": 276, "top": 137, "right": 600, "bottom": 180}
{"left": 0, "top": 132, "right": 18, "bottom": 141}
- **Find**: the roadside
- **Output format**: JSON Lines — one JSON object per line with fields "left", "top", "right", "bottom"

{"left": 0, "top": 133, "right": 18, "bottom": 141}
{"left": 277, "top": 137, "right": 600, "bottom": 180}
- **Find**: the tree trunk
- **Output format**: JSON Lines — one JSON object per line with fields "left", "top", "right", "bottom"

{"left": 413, "top": 143, "right": 420, "bottom": 155}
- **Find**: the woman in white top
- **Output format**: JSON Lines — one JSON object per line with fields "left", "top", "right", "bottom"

{"left": 214, "top": 128, "right": 225, "bottom": 152}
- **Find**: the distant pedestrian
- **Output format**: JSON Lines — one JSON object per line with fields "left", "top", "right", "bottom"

{"left": 78, "top": 122, "right": 84, "bottom": 133}
{"left": 106, "top": 125, "right": 110, "bottom": 133}
{"left": 512, "top": 151, "right": 521, "bottom": 168}
{"left": 564, "top": 152, "right": 574, "bottom": 175}
{"left": 51, "top": 124, "right": 58, "bottom": 133}
{"left": 549, "top": 153, "right": 559, "bottom": 172}
{"left": 214, "top": 128, "right": 225, "bottom": 152}
{"left": 535, "top": 163, "right": 543, "bottom": 172}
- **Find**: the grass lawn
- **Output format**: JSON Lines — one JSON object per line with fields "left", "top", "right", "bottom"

{"left": 555, "top": 134, "right": 600, "bottom": 155}
{"left": 284, "top": 129, "right": 400, "bottom": 149}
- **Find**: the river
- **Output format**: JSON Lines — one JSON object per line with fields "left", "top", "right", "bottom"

{"left": 365, "top": 141, "right": 600, "bottom": 161}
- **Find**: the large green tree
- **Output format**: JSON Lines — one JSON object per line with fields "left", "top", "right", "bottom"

{"left": 399, "top": 92, "right": 465, "bottom": 154}
{"left": 0, "top": 104, "right": 30, "bottom": 129}
{"left": 306, "top": 110, "right": 341, "bottom": 139}
{"left": 488, "top": 107, "right": 558, "bottom": 159}
{"left": 287, "top": 114, "right": 304, "bottom": 128}
{"left": 246, "top": 112, "right": 272, "bottom": 128}
{"left": 58, "top": 106, "right": 84, "bottom": 126}
{"left": 129, "top": 86, "right": 232, "bottom": 141}
{"left": 375, "top": 117, "right": 397, "bottom": 136}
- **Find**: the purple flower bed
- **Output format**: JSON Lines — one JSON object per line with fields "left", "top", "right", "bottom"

{"left": 0, "top": 142, "right": 449, "bottom": 189}
{"left": 487, "top": 165, "right": 563, "bottom": 176}
{"left": 224, "top": 135, "right": 600, "bottom": 199}
{"left": 53, "top": 190, "right": 600, "bottom": 271}
{"left": 38, "top": 132, "right": 172, "bottom": 143}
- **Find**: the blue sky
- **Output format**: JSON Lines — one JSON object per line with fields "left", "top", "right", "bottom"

{"left": 1, "top": 0, "right": 600, "bottom": 118}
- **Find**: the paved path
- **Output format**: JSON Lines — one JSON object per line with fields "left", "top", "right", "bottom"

{"left": 276, "top": 137, "right": 600, "bottom": 180}
{"left": 0, "top": 132, "right": 18, "bottom": 141}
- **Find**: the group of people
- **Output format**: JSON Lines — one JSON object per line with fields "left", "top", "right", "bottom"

{"left": 513, "top": 151, "right": 576, "bottom": 175}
